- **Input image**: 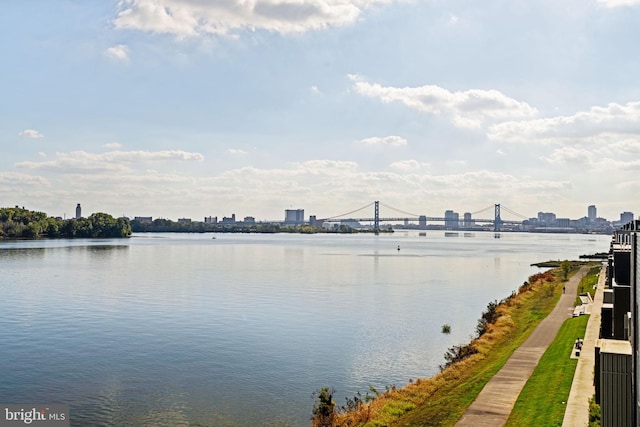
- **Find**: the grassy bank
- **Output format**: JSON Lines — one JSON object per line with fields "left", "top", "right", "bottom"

{"left": 505, "top": 314, "right": 590, "bottom": 426}
{"left": 329, "top": 264, "right": 594, "bottom": 427}
{"left": 576, "top": 265, "right": 602, "bottom": 304}
{"left": 506, "top": 264, "right": 600, "bottom": 426}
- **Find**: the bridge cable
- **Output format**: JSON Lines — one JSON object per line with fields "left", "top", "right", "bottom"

{"left": 325, "top": 202, "right": 375, "bottom": 220}
{"left": 469, "top": 205, "right": 495, "bottom": 216}
{"left": 501, "top": 205, "right": 529, "bottom": 220}
{"left": 378, "top": 202, "right": 423, "bottom": 218}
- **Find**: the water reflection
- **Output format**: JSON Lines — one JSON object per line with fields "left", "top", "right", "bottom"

{"left": 0, "top": 244, "right": 129, "bottom": 257}
{"left": 0, "top": 247, "right": 47, "bottom": 261}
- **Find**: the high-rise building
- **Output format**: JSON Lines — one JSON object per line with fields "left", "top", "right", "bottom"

{"left": 285, "top": 209, "right": 304, "bottom": 225}
{"left": 588, "top": 205, "right": 597, "bottom": 221}
{"left": 621, "top": 212, "right": 634, "bottom": 225}
{"left": 75, "top": 203, "right": 81, "bottom": 219}
{"left": 463, "top": 212, "right": 474, "bottom": 228}
{"left": 221, "top": 214, "right": 236, "bottom": 224}
{"left": 444, "top": 210, "right": 459, "bottom": 229}
{"left": 537, "top": 212, "right": 556, "bottom": 225}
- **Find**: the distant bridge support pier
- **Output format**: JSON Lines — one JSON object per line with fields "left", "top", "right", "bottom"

{"left": 419, "top": 215, "right": 427, "bottom": 229}
{"left": 494, "top": 204, "right": 502, "bottom": 232}
{"left": 374, "top": 201, "right": 380, "bottom": 232}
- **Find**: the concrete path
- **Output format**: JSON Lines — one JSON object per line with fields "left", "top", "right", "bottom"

{"left": 562, "top": 263, "right": 606, "bottom": 427}
{"left": 455, "top": 266, "right": 589, "bottom": 427}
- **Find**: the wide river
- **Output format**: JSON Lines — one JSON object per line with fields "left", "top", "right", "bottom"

{"left": 0, "top": 231, "right": 610, "bottom": 426}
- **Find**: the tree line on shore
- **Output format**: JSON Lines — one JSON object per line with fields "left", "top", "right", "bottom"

{"left": 0, "top": 207, "right": 131, "bottom": 239}
{"left": 0, "top": 207, "right": 393, "bottom": 238}
{"left": 129, "top": 218, "right": 372, "bottom": 234}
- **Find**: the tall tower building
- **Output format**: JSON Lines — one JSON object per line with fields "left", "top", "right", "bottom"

{"left": 75, "top": 203, "right": 82, "bottom": 219}
{"left": 284, "top": 209, "right": 304, "bottom": 225}
{"left": 444, "top": 210, "right": 459, "bottom": 229}
{"left": 588, "top": 205, "right": 597, "bottom": 221}
{"left": 621, "top": 211, "right": 634, "bottom": 225}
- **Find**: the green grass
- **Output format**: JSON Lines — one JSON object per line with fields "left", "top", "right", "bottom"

{"left": 505, "top": 314, "right": 590, "bottom": 427}
{"left": 575, "top": 265, "right": 601, "bottom": 305}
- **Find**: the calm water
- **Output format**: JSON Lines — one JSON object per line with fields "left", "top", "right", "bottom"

{"left": 0, "top": 231, "right": 609, "bottom": 426}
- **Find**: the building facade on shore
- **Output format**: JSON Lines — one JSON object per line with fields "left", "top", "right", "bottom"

{"left": 596, "top": 221, "right": 640, "bottom": 426}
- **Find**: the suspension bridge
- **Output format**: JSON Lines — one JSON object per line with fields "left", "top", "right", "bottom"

{"left": 317, "top": 201, "right": 529, "bottom": 232}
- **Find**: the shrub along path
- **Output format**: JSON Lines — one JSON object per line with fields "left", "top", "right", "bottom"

{"left": 454, "top": 266, "right": 589, "bottom": 427}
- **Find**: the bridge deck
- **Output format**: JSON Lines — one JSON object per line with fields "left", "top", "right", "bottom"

{"left": 319, "top": 217, "right": 522, "bottom": 224}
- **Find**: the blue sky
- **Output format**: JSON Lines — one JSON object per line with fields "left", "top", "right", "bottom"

{"left": 3, "top": 0, "right": 640, "bottom": 222}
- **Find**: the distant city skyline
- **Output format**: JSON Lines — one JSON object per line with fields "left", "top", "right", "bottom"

{"left": 120, "top": 202, "right": 633, "bottom": 225}
{"left": 2, "top": 2, "right": 640, "bottom": 221}
{"left": 36, "top": 201, "right": 638, "bottom": 225}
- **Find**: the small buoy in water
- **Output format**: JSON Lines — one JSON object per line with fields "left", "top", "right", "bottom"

{"left": 397, "top": 245, "right": 400, "bottom": 251}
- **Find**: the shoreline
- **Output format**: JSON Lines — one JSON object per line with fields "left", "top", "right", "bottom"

{"left": 329, "top": 263, "right": 597, "bottom": 426}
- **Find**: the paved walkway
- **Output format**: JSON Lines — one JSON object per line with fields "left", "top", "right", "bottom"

{"left": 455, "top": 266, "right": 589, "bottom": 427}
{"left": 562, "top": 263, "right": 606, "bottom": 427}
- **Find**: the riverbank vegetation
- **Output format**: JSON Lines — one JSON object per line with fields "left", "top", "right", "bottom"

{"left": 531, "top": 259, "right": 581, "bottom": 269}
{"left": 577, "top": 265, "right": 602, "bottom": 300}
{"left": 314, "top": 263, "right": 594, "bottom": 427}
{"left": 0, "top": 207, "right": 131, "bottom": 239}
{"left": 130, "top": 218, "right": 391, "bottom": 234}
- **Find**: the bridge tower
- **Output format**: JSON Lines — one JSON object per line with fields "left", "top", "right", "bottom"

{"left": 494, "top": 204, "right": 502, "bottom": 232}
{"left": 374, "top": 201, "right": 380, "bottom": 232}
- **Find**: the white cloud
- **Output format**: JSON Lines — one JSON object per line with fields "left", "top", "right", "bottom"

{"left": 594, "top": 158, "right": 640, "bottom": 171}
{"left": 19, "top": 129, "right": 44, "bottom": 139}
{"left": 226, "top": 148, "right": 248, "bottom": 155}
{"left": 597, "top": 0, "right": 640, "bottom": 7}
{"left": 358, "top": 135, "right": 407, "bottom": 146}
{"left": 2, "top": 152, "right": 595, "bottom": 221}
{"left": 104, "top": 44, "right": 130, "bottom": 61}
{"left": 0, "top": 172, "right": 49, "bottom": 186}
{"left": 350, "top": 76, "right": 537, "bottom": 128}
{"left": 113, "top": 0, "right": 399, "bottom": 38}
{"left": 596, "top": 138, "right": 640, "bottom": 156}
{"left": 103, "top": 142, "right": 124, "bottom": 149}
{"left": 104, "top": 150, "right": 205, "bottom": 161}
{"left": 389, "top": 160, "right": 429, "bottom": 171}
{"left": 540, "top": 144, "right": 640, "bottom": 173}
{"left": 293, "top": 159, "right": 360, "bottom": 175}
{"left": 15, "top": 150, "right": 204, "bottom": 172}
{"left": 206, "top": 162, "right": 566, "bottom": 218}
{"left": 541, "top": 147, "right": 594, "bottom": 165}
{"left": 488, "top": 101, "right": 640, "bottom": 144}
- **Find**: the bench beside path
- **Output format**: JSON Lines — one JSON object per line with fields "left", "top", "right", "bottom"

{"left": 455, "top": 266, "right": 589, "bottom": 427}
{"left": 561, "top": 264, "right": 606, "bottom": 427}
